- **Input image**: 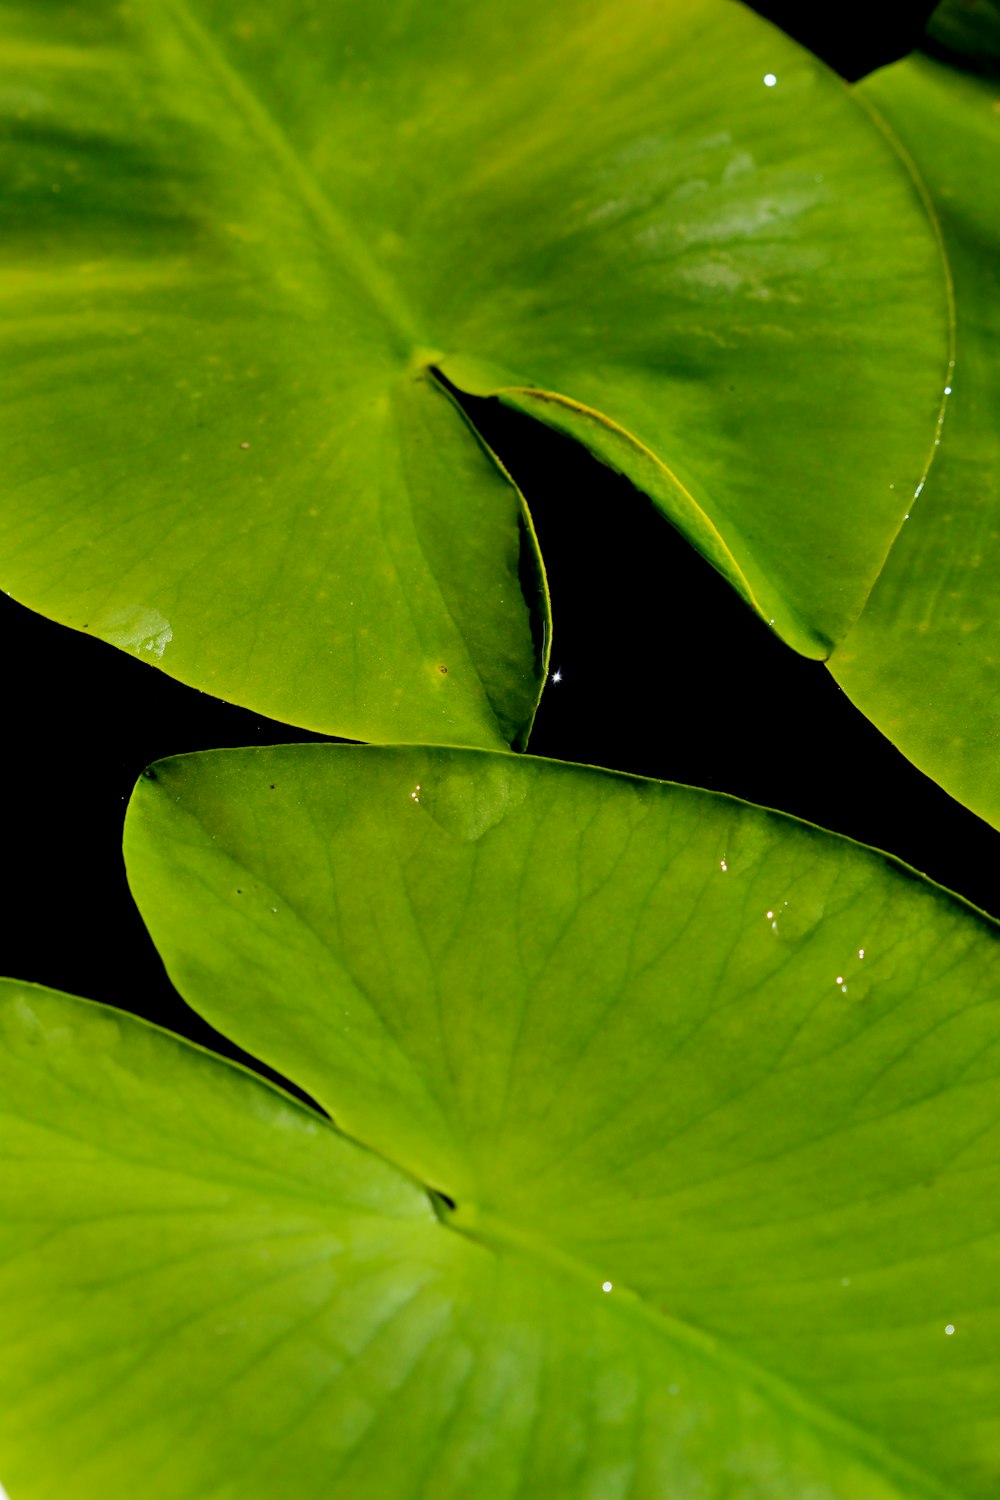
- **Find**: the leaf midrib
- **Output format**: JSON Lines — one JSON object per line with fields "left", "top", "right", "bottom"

{"left": 159, "top": 0, "right": 425, "bottom": 354}
{"left": 444, "top": 1201, "right": 965, "bottom": 1500}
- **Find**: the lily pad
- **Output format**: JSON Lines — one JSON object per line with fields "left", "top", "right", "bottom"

{"left": 0, "top": 0, "right": 949, "bottom": 738}
{"left": 5, "top": 746, "right": 999, "bottom": 1496}
{"left": 830, "top": 46, "right": 1000, "bottom": 827}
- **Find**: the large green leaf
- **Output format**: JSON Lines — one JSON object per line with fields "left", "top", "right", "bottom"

{"left": 0, "top": 1, "right": 547, "bottom": 750}
{"left": 7, "top": 746, "right": 999, "bottom": 1497}
{"left": 1, "top": 0, "right": 949, "bottom": 741}
{"left": 830, "top": 49, "right": 1000, "bottom": 827}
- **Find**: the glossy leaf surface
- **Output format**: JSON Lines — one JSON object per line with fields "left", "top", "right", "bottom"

{"left": 831, "top": 50, "right": 1000, "bottom": 827}
{"left": 1, "top": 979, "right": 961, "bottom": 1500}
{"left": 6, "top": 742, "right": 977, "bottom": 1497}
{"left": 1, "top": 0, "right": 949, "bottom": 742}
{"left": 0, "top": 1, "right": 546, "bottom": 749}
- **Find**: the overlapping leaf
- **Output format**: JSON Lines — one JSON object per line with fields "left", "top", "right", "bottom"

{"left": 926, "top": 0, "right": 1000, "bottom": 72}
{"left": 829, "top": 22, "right": 1000, "bottom": 828}
{"left": 0, "top": 0, "right": 949, "bottom": 740}
{"left": 5, "top": 747, "right": 999, "bottom": 1496}
{"left": 0, "top": 982, "right": 935, "bottom": 1500}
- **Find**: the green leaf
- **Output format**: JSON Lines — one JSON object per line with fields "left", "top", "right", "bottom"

{"left": 2, "top": 976, "right": 972, "bottom": 1500}
{"left": 926, "top": 0, "right": 1000, "bottom": 74}
{"left": 0, "top": 982, "right": 454, "bottom": 1499}
{"left": 830, "top": 52, "right": 1000, "bottom": 827}
{"left": 1, "top": 0, "right": 949, "bottom": 740}
{"left": 0, "top": 2, "right": 546, "bottom": 749}
{"left": 9, "top": 746, "right": 998, "bottom": 1496}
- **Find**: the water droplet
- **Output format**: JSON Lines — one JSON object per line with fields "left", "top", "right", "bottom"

{"left": 765, "top": 910, "right": 774, "bottom": 920}
{"left": 602, "top": 1281, "right": 613, "bottom": 1293}
{"left": 858, "top": 948, "right": 865, "bottom": 959}
{"left": 418, "top": 761, "right": 526, "bottom": 842}
{"left": 944, "top": 386, "right": 952, "bottom": 395}
{"left": 763, "top": 73, "right": 777, "bottom": 86}
{"left": 720, "top": 859, "right": 728, "bottom": 872}
{"left": 945, "top": 1324, "right": 955, "bottom": 1335}
{"left": 836, "top": 976, "right": 844, "bottom": 985}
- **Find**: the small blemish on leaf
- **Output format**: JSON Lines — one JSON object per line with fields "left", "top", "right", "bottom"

{"left": 239, "top": 441, "right": 250, "bottom": 450}
{"left": 93, "top": 604, "right": 173, "bottom": 660}
{"left": 420, "top": 762, "right": 526, "bottom": 842}
{"left": 438, "top": 664, "right": 448, "bottom": 674}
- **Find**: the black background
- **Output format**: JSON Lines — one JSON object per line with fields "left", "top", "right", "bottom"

{"left": 5, "top": 0, "right": 989, "bottom": 1093}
